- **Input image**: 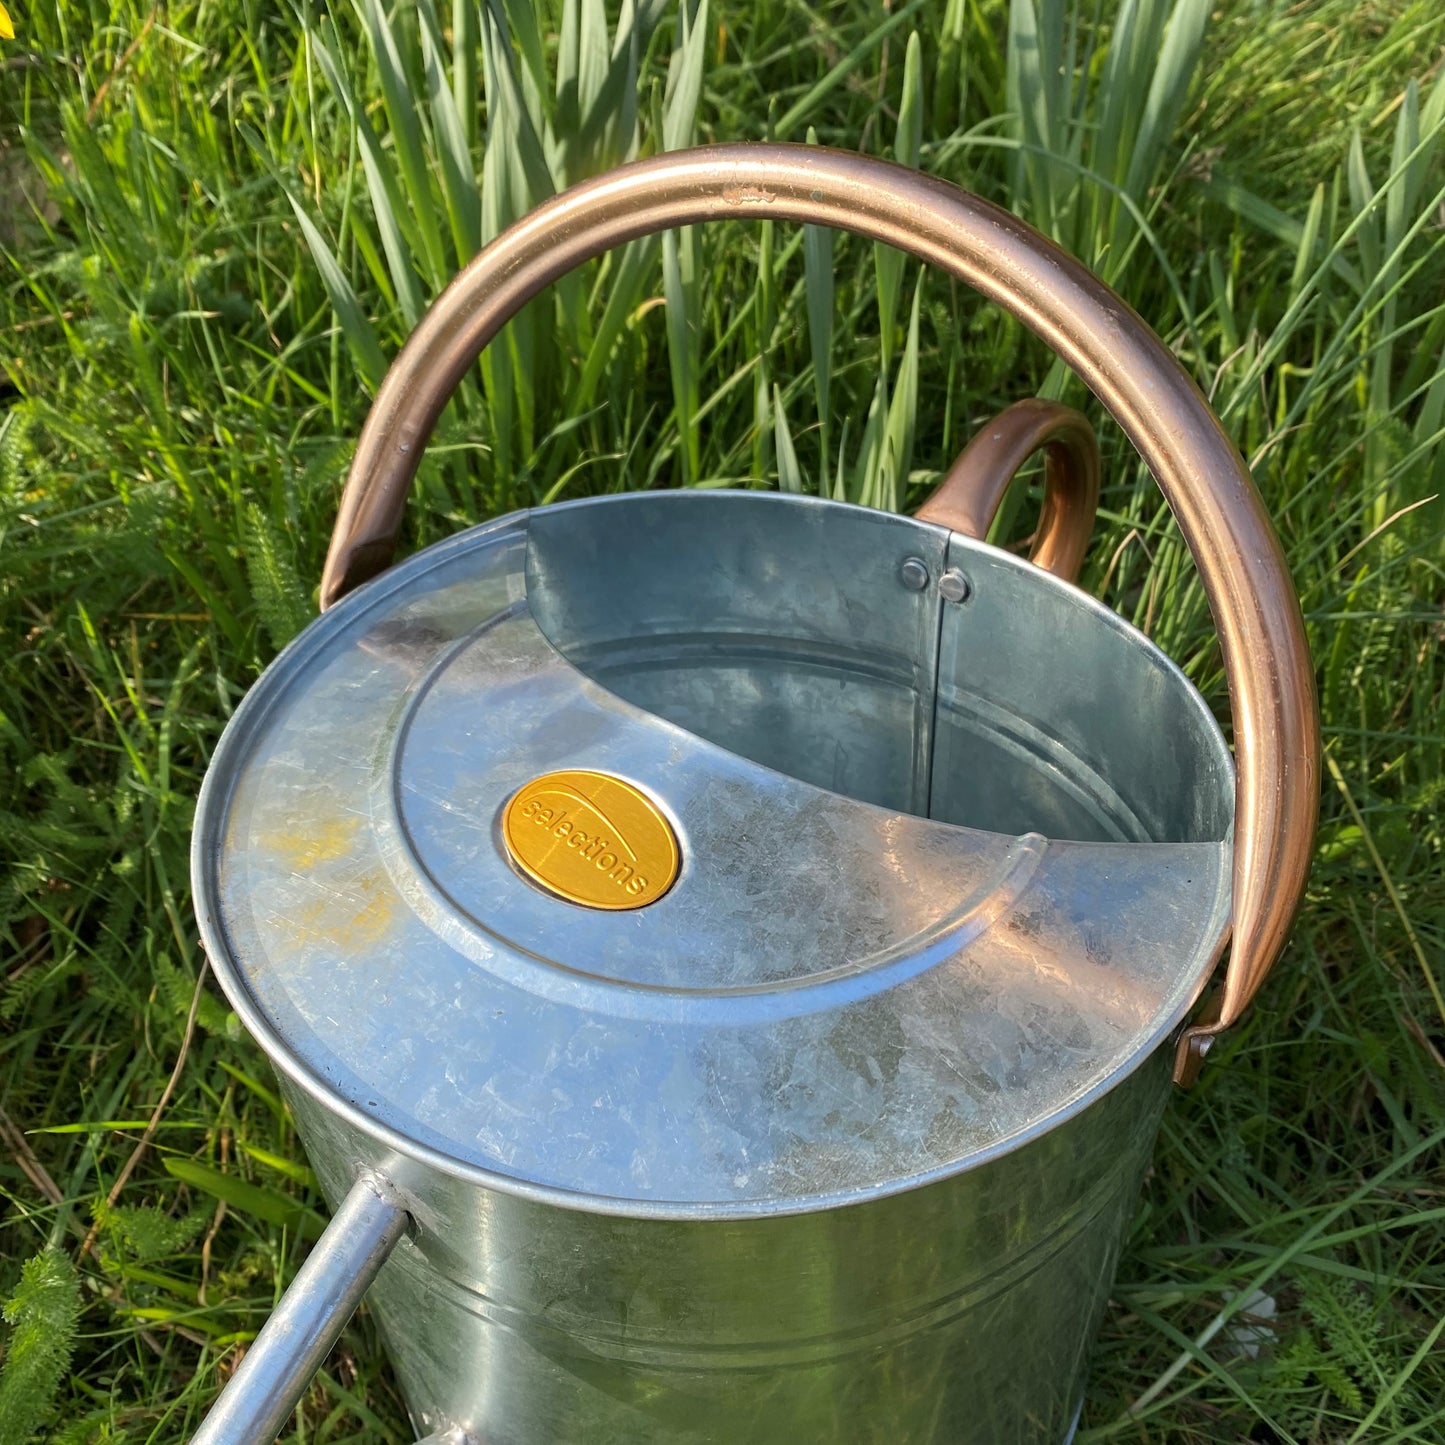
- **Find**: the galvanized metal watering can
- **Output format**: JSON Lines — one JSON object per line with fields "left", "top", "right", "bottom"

{"left": 190, "top": 144, "right": 1319, "bottom": 1445}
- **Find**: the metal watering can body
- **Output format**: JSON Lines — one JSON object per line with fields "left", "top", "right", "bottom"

{"left": 189, "top": 145, "right": 1319, "bottom": 1445}
{"left": 285, "top": 1049, "right": 1167, "bottom": 1445}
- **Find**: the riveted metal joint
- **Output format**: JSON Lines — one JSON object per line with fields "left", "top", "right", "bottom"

{"left": 938, "top": 569, "right": 972, "bottom": 605}
{"left": 899, "top": 557, "right": 930, "bottom": 592}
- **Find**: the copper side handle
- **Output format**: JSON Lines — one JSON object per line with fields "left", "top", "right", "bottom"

{"left": 917, "top": 399, "right": 1100, "bottom": 583}
{"left": 319, "top": 144, "right": 1319, "bottom": 1084}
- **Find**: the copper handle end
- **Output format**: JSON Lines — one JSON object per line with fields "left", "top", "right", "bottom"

{"left": 917, "top": 399, "right": 1100, "bottom": 582}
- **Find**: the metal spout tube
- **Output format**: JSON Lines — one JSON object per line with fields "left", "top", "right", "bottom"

{"left": 191, "top": 1176, "right": 409, "bottom": 1445}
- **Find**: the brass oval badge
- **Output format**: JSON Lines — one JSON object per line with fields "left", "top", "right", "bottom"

{"left": 502, "top": 770, "right": 679, "bottom": 910}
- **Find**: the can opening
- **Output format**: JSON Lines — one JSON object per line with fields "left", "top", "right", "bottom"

{"left": 525, "top": 494, "right": 1233, "bottom": 849}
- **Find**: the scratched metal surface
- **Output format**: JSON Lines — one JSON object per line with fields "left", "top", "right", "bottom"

{"left": 288, "top": 1065, "right": 1163, "bottom": 1444}
{"left": 194, "top": 491, "right": 1232, "bottom": 1213}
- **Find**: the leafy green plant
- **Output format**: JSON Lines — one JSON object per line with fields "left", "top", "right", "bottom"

{"left": 0, "top": 1251, "right": 83, "bottom": 1445}
{"left": 281, "top": 0, "right": 712, "bottom": 510}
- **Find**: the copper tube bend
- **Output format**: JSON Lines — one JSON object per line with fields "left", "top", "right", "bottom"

{"left": 918, "top": 399, "right": 1100, "bottom": 583}
{"left": 320, "top": 143, "right": 1319, "bottom": 1084}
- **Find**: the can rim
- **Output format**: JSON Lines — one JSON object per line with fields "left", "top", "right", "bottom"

{"left": 192, "top": 490, "right": 1234, "bottom": 1220}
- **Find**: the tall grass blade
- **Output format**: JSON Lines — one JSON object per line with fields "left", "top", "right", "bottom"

{"left": 832, "top": 417, "right": 851, "bottom": 502}
{"left": 881, "top": 278, "right": 923, "bottom": 514}
{"left": 453, "top": 0, "right": 480, "bottom": 151}
{"left": 1385, "top": 78, "right": 1421, "bottom": 266}
{"left": 774, "top": 0, "right": 927, "bottom": 138}
{"left": 852, "top": 377, "right": 886, "bottom": 509}
{"left": 1289, "top": 184, "right": 1327, "bottom": 303}
{"left": 478, "top": 0, "right": 565, "bottom": 469}
{"left": 803, "top": 126, "right": 834, "bottom": 461}
{"left": 875, "top": 31, "right": 922, "bottom": 371}
{"left": 286, "top": 193, "right": 388, "bottom": 390}
{"left": 585, "top": 0, "right": 642, "bottom": 171}
{"left": 662, "top": 0, "right": 709, "bottom": 153}
{"left": 1123, "top": 0, "right": 1209, "bottom": 202}
{"left": 564, "top": 0, "right": 702, "bottom": 412}
{"left": 934, "top": 0, "right": 969, "bottom": 135}
{"left": 478, "top": 161, "right": 517, "bottom": 478}
{"left": 571, "top": 240, "right": 656, "bottom": 409}
{"left": 752, "top": 360, "right": 772, "bottom": 484}
{"left": 162, "top": 1159, "right": 324, "bottom": 1238}
{"left": 773, "top": 386, "right": 803, "bottom": 494}
{"left": 417, "top": 0, "right": 482, "bottom": 264}
{"left": 752, "top": 215, "right": 775, "bottom": 483}
{"left": 662, "top": 224, "right": 701, "bottom": 484}
{"left": 1094, "top": 0, "right": 1166, "bottom": 193}
{"left": 659, "top": 0, "right": 708, "bottom": 482}
{"left": 495, "top": 0, "right": 550, "bottom": 111}
{"left": 1007, "top": 0, "right": 1060, "bottom": 236}
{"left": 1345, "top": 130, "right": 1379, "bottom": 280}
{"left": 556, "top": 0, "right": 583, "bottom": 142}
{"left": 308, "top": 20, "right": 428, "bottom": 325}
{"left": 355, "top": 0, "right": 448, "bottom": 282}
{"left": 1414, "top": 363, "right": 1445, "bottom": 543}
{"left": 578, "top": 0, "right": 612, "bottom": 132}
{"left": 1199, "top": 172, "right": 1363, "bottom": 295}
{"left": 479, "top": 8, "right": 556, "bottom": 221}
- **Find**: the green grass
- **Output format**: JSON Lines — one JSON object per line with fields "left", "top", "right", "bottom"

{"left": 2, "top": 0, "right": 1444, "bottom": 1440}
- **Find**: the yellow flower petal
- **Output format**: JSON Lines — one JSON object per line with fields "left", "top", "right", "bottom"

{"left": 0, "top": 5, "right": 13, "bottom": 41}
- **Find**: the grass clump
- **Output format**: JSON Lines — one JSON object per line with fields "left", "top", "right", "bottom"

{"left": 1, "top": 1, "right": 1443, "bottom": 1441}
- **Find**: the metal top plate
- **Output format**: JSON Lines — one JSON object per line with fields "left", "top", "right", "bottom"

{"left": 193, "top": 492, "right": 1232, "bottom": 1216}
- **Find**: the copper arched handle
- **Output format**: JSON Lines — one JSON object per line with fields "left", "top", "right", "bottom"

{"left": 917, "top": 399, "right": 1100, "bottom": 583}
{"left": 319, "top": 144, "right": 1318, "bottom": 1085}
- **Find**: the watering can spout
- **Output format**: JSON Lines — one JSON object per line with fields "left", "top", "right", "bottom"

{"left": 190, "top": 1177, "right": 408, "bottom": 1445}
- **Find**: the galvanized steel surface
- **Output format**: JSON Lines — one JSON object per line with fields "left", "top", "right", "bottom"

{"left": 195, "top": 491, "right": 1232, "bottom": 1214}
{"left": 285, "top": 1061, "right": 1165, "bottom": 1444}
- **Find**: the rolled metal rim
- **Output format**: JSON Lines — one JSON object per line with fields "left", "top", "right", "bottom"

{"left": 317, "top": 143, "right": 1318, "bottom": 1083}
{"left": 196, "top": 492, "right": 1232, "bottom": 1220}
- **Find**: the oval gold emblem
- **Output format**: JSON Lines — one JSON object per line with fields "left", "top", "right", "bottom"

{"left": 501, "top": 770, "right": 680, "bottom": 911}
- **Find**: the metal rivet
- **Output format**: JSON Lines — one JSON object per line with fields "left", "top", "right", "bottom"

{"left": 938, "top": 568, "right": 972, "bottom": 604}
{"left": 899, "top": 557, "right": 929, "bottom": 591}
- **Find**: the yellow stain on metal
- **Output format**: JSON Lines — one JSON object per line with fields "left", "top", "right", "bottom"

{"left": 261, "top": 812, "right": 363, "bottom": 871}
{"left": 503, "top": 770, "right": 679, "bottom": 910}
{"left": 252, "top": 804, "right": 397, "bottom": 950}
{"left": 294, "top": 871, "right": 396, "bottom": 951}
